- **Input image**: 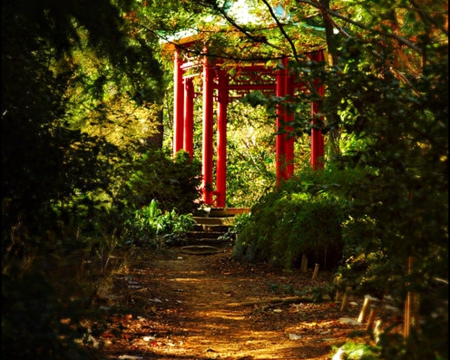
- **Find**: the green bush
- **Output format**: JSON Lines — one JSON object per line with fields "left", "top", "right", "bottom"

{"left": 233, "top": 177, "right": 348, "bottom": 271}
{"left": 126, "top": 199, "right": 195, "bottom": 247}
{"left": 125, "top": 149, "right": 202, "bottom": 214}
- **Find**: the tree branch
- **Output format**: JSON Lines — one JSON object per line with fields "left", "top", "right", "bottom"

{"left": 261, "top": 0, "right": 299, "bottom": 60}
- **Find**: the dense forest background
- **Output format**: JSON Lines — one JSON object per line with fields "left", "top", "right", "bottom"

{"left": 2, "top": 0, "right": 448, "bottom": 359}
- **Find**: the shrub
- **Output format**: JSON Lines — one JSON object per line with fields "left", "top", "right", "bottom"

{"left": 233, "top": 179, "right": 348, "bottom": 271}
{"left": 125, "top": 199, "right": 195, "bottom": 247}
{"left": 126, "top": 149, "right": 202, "bottom": 214}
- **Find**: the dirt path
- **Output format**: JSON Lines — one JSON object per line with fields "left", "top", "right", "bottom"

{"left": 97, "top": 247, "right": 377, "bottom": 360}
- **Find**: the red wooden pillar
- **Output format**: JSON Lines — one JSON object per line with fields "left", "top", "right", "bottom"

{"left": 173, "top": 49, "right": 184, "bottom": 157}
{"left": 202, "top": 53, "right": 214, "bottom": 205}
{"left": 311, "top": 51, "right": 325, "bottom": 169}
{"left": 284, "top": 58, "right": 294, "bottom": 178}
{"left": 183, "top": 77, "right": 194, "bottom": 159}
{"left": 311, "top": 102, "right": 323, "bottom": 169}
{"left": 318, "top": 82, "right": 325, "bottom": 160}
{"left": 276, "top": 58, "right": 287, "bottom": 184}
{"left": 216, "top": 69, "right": 228, "bottom": 208}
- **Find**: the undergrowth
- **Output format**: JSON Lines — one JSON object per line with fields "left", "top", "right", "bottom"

{"left": 233, "top": 177, "right": 348, "bottom": 271}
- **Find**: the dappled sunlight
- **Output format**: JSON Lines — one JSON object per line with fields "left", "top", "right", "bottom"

{"left": 141, "top": 324, "right": 332, "bottom": 359}
{"left": 193, "top": 309, "right": 247, "bottom": 322}
{"left": 170, "top": 277, "right": 206, "bottom": 283}
{"left": 96, "top": 249, "right": 375, "bottom": 359}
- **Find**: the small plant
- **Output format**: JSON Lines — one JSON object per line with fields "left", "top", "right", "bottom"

{"left": 131, "top": 199, "right": 195, "bottom": 247}
{"left": 156, "top": 209, "right": 196, "bottom": 246}
{"left": 130, "top": 199, "right": 162, "bottom": 246}
{"left": 218, "top": 212, "right": 251, "bottom": 244}
{"left": 331, "top": 342, "right": 381, "bottom": 360}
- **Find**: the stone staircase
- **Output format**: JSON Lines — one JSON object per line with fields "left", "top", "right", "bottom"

{"left": 185, "top": 208, "right": 250, "bottom": 247}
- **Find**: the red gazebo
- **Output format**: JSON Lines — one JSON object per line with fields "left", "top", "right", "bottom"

{"left": 167, "top": 38, "right": 325, "bottom": 208}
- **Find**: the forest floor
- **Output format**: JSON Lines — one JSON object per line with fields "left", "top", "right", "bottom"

{"left": 92, "top": 245, "right": 400, "bottom": 360}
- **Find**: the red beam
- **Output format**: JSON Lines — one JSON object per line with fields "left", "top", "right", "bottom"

{"left": 227, "top": 84, "right": 276, "bottom": 91}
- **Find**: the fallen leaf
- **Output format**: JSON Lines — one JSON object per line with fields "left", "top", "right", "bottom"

{"left": 101, "top": 332, "right": 114, "bottom": 338}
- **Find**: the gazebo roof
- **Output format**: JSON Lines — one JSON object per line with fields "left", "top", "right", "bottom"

{"left": 160, "top": 2, "right": 326, "bottom": 58}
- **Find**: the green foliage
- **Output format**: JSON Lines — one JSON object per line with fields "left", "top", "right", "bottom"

{"left": 2, "top": 261, "right": 96, "bottom": 360}
{"left": 376, "top": 323, "right": 448, "bottom": 360}
{"left": 218, "top": 212, "right": 252, "bottom": 243}
{"left": 2, "top": 0, "right": 165, "bottom": 254}
{"left": 233, "top": 168, "right": 348, "bottom": 271}
{"left": 137, "top": 199, "right": 163, "bottom": 231}
{"left": 2, "top": 2, "right": 178, "bottom": 358}
{"left": 225, "top": 102, "right": 278, "bottom": 207}
{"left": 127, "top": 199, "right": 195, "bottom": 247}
{"left": 125, "top": 149, "right": 202, "bottom": 214}
{"left": 320, "top": 16, "right": 448, "bottom": 358}
{"left": 2, "top": 0, "right": 448, "bottom": 358}
{"left": 331, "top": 342, "right": 381, "bottom": 360}
{"left": 155, "top": 209, "right": 196, "bottom": 246}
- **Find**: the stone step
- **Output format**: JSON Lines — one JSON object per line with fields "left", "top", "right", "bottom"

{"left": 192, "top": 216, "right": 233, "bottom": 226}
{"left": 185, "top": 237, "right": 230, "bottom": 246}
{"left": 187, "top": 231, "right": 224, "bottom": 240}
{"left": 208, "top": 207, "right": 251, "bottom": 217}
{"left": 188, "top": 208, "right": 246, "bottom": 248}
{"left": 193, "top": 224, "right": 230, "bottom": 232}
